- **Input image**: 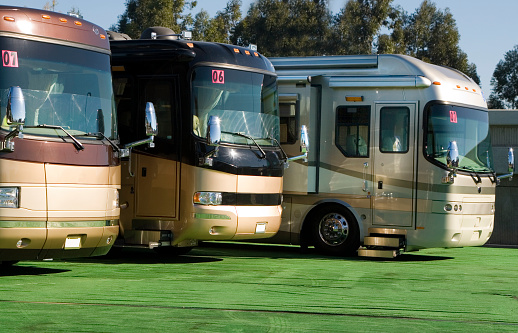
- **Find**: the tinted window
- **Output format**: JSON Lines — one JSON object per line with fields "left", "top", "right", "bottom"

{"left": 335, "top": 106, "right": 370, "bottom": 157}
{"left": 380, "top": 107, "right": 409, "bottom": 153}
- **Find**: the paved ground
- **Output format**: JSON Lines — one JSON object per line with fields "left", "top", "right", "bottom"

{"left": 1, "top": 243, "right": 517, "bottom": 332}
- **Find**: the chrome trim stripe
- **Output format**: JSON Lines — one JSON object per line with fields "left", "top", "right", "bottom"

{"left": 0, "top": 221, "right": 46, "bottom": 228}
{"left": 194, "top": 213, "right": 231, "bottom": 220}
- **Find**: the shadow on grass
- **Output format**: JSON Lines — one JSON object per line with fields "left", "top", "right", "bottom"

{"left": 351, "top": 253, "right": 454, "bottom": 262}
{"left": 65, "top": 242, "right": 454, "bottom": 265}
{"left": 68, "top": 247, "right": 224, "bottom": 265}
{"left": 0, "top": 265, "right": 70, "bottom": 277}
{"left": 197, "top": 242, "right": 454, "bottom": 262}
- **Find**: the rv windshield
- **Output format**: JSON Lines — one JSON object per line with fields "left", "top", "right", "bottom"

{"left": 0, "top": 38, "right": 117, "bottom": 140}
{"left": 425, "top": 104, "right": 493, "bottom": 173}
{"left": 192, "top": 67, "right": 279, "bottom": 146}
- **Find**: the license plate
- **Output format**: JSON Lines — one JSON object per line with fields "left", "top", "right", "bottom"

{"left": 64, "top": 237, "right": 81, "bottom": 249}
{"left": 255, "top": 223, "right": 267, "bottom": 234}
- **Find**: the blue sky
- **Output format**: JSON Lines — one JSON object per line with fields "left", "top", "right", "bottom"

{"left": 3, "top": 0, "right": 517, "bottom": 96}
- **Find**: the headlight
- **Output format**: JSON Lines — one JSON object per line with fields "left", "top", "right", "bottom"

{"left": 115, "top": 189, "right": 120, "bottom": 209}
{"left": 193, "top": 192, "right": 222, "bottom": 205}
{"left": 0, "top": 187, "right": 19, "bottom": 208}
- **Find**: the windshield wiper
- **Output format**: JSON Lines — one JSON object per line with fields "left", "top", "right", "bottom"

{"left": 267, "top": 135, "right": 289, "bottom": 164}
{"left": 82, "top": 132, "right": 120, "bottom": 152}
{"left": 458, "top": 165, "right": 497, "bottom": 185}
{"left": 223, "top": 131, "right": 266, "bottom": 159}
{"left": 26, "top": 124, "right": 84, "bottom": 150}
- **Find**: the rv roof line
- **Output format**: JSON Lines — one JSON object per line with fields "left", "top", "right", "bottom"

{"left": 269, "top": 55, "right": 379, "bottom": 70}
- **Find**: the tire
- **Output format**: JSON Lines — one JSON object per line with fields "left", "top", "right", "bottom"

{"left": 308, "top": 205, "right": 360, "bottom": 256}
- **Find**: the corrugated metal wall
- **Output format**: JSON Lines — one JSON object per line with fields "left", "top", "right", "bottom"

{"left": 487, "top": 110, "right": 518, "bottom": 246}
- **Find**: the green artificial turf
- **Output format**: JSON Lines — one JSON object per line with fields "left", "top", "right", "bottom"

{"left": 1, "top": 243, "right": 517, "bottom": 332}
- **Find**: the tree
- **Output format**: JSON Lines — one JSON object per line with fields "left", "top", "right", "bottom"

{"left": 232, "top": 0, "right": 332, "bottom": 57}
{"left": 376, "top": 1, "right": 480, "bottom": 84}
{"left": 331, "top": 0, "right": 393, "bottom": 55}
{"left": 193, "top": 0, "right": 242, "bottom": 43}
{"left": 489, "top": 46, "right": 518, "bottom": 109}
{"left": 43, "top": 0, "right": 58, "bottom": 11}
{"left": 113, "top": 0, "right": 197, "bottom": 39}
{"left": 376, "top": 5, "right": 408, "bottom": 54}
{"left": 68, "top": 7, "right": 83, "bottom": 19}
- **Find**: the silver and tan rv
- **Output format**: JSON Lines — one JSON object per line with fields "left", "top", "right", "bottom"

{"left": 109, "top": 28, "right": 292, "bottom": 254}
{"left": 0, "top": 6, "right": 122, "bottom": 265}
{"left": 270, "top": 54, "right": 513, "bottom": 258}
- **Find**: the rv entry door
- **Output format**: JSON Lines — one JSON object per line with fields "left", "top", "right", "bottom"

{"left": 372, "top": 103, "right": 417, "bottom": 227}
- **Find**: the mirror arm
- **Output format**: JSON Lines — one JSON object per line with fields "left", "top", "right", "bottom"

{"left": 0, "top": 125, "right": 22, "bottom": 152}
{"left": 287, "top": 151, "right": 308, "bottom": 163}
{"left": 123, "top": 136, "right": 155, "bottom": 150}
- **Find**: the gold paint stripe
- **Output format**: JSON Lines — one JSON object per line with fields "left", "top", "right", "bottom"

{"left": 318, "top": 162, "right": 495, "bottom": 195}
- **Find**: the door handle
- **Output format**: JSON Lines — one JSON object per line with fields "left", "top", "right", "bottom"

{"left": 362, "top": 162, "right": 368, "bottom": 192}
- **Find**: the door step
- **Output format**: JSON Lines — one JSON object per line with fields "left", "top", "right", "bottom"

{"left": 357, "top": 248, "right": 399, "bottom": 258}
{"left": 358, "top": 228, "right": 406, "bottom": 258}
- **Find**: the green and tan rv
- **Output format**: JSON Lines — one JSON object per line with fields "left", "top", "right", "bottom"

{"left": 270, "top": 55, "right": 513, "bottom": 258}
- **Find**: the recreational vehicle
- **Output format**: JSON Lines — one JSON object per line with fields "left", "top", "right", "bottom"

{"left": 109, "top": 28, "right": 302, "bottom": 253}
{"left": 0, "top": 6, "right": 121, "bottom": 265}
{"left": 270, "top": 55, "right": 513, "bottom": 258}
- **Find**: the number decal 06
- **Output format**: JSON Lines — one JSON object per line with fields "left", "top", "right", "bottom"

{"left": 212, "top": 70, "right": 224, "bottom": 84}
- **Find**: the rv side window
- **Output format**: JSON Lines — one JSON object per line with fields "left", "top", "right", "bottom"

{"left": 279, "top": 94, "right": 298, "bottom": 144}
{"left": 335, "top": 106, "right": 370, "bottom": 157}
{"left": 380, "top": 107, "right": 409, "bottom": 153}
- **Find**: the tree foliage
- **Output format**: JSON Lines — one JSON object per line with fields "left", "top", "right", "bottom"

{"left": 331, "top": 0, "right": 392, "bottom": 55}
{"left": 113, "top": 0, "right": 196, "bottom": 39}
{"left": 193, "top": 0, "right": 241, "bottom": 43}
{"left": 111, "top": 0, "right": 480, "bottom": 84}
{"left": 489, "top": 46, "right": 518, "bottom": 109}
{"left": 232, "top": 0, "right": 332, "bottom": 57}
{"left": 377, "top": 0, "right": 479, "bottom": 84}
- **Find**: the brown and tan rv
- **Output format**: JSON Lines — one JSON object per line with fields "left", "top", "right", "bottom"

{"left": 109, "top": 28, "right": 300, "bottom": 254}
{"left": 0, "top": 6, "right": 120, "bottom": 265}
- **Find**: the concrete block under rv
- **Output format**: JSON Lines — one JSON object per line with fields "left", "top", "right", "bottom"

{"left": 268, "top": 54, "right": 510, "bottom": 258}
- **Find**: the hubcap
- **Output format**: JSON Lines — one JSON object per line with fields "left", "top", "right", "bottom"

{"left": 318, "top": 213, "right": 349, "bottom": 246}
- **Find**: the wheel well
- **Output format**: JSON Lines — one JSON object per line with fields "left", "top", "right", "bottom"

{"left": 300, "top": 202, "right": 359, "bottom": 247}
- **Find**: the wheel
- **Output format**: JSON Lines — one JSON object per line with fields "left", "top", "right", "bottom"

{"left": 308, "top": 205, "right": 360, "bottom": 256}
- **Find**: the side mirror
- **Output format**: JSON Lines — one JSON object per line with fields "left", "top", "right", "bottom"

{"left": 287, "top": 125, "right": 310, "bottom": 163}
{"left": 300, "top": 125, "right": 309, "bottom": 155}
{"left": 207, "top": 115, "right": 221, "bottom": 146}
{"left": 145, "top": 102, "right": 158, "bottom": 137}
{"left": 442, "top": 141, "right": 459, "bottom": 184}
{"left": 121, "top": 102, "right": 158, "bottom": 166}
{"left": 96, "top": 109, "right": 105, "bottom": 134}
{"left": 508, "top": 148, "right": 514, "bottom": 174}
{"left": 446, "top": 141, "right": 459, "bottom": 170}
{"left": 6, "top": 86, "right": 25, "bottom": 126}
{"left": 497, "top": 147, "right": 515, "bottom": 182}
